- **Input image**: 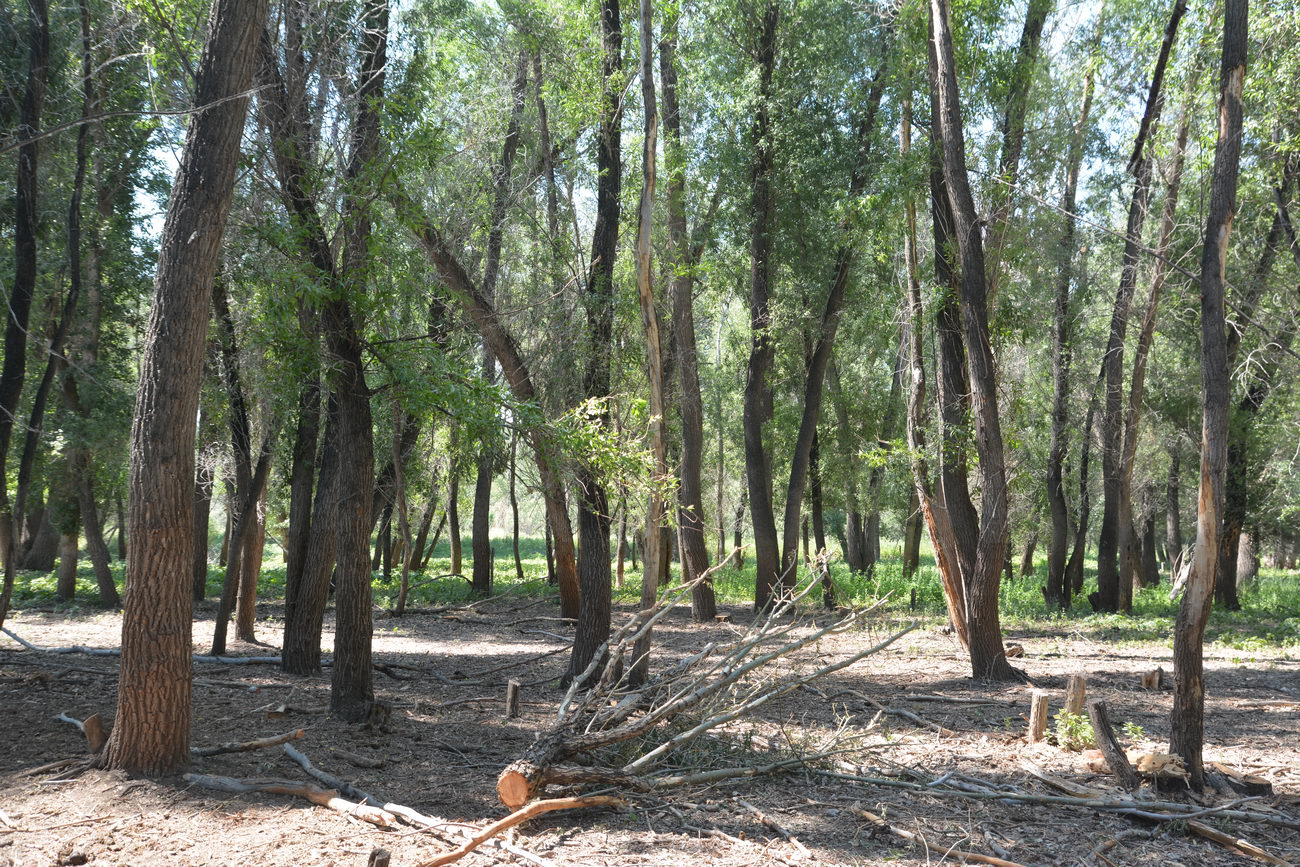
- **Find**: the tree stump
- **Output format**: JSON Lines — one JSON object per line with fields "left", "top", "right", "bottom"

{"left": 1064, "top": 674, "right": 1086, "bottom": 716}
{"left": 506, "top": 679, "right": 521, "bottom": 719}
{"left": 1028, "top": 690, "right": 1049, "bottom": 743}
{"left": 1140, "top": 667, "right": 1164, "bottom": 690}
{"left": 1086, "top": 699, "right": 1140, "bottom": 790}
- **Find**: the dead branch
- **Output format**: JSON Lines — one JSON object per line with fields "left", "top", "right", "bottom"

{"left": 414, "top": 796, "right": 623, "bottom": 867}
{"left": 282, "top": 743, "right": 378, "bottom": 804}
{"left": 191, "top": 728, "right": 305, "bottom": 757}
{"left": 330, "top": 748, "right": 386, "bottom": 769}
{"left": 182, "top": 773, "right": 398, "bottom": 827}
{"left": 459, "top": 644, "right": 571, "bottom": 680}
{"left": 54, "top": 711, "right": 107, "bottom": 753}
{"left": 1185, "top": 820, "right": 1292, "bottom": 865}
{"left": 497, "top": 570, "right": 913, "bottom": 807}
{"left": 820, "top": 687, "right": 957, "bottom": 736}
{"left": 737, "top": 798, "right": 811, "bottom": 859}
{"left": 850, "top": 803, "right": 1029, "bottom": 867}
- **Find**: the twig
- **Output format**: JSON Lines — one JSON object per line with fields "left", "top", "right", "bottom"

{"left": 850, "top": 804, "right": 1029, "bottom": 867}
{"left": 414, "top": 796, "right": 623, "bottom": 867}
{"left": 822, "top": 687, "right": 957, "bottom": 736}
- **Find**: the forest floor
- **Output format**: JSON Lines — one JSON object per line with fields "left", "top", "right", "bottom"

{"left": 2, "top": 578, "right": 1299, "bottom": 867}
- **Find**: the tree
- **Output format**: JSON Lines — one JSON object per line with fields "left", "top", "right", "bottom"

{"left": 1170, "top": 0, "right": 1246, "bottom": 790}
{"left": 99, "top": 0, "right": 268, "bottom": 775}
{"left": 928, "top": 0, "right": 1020, "bottom": 681}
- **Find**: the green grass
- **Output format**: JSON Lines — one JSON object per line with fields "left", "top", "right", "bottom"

{"left": 9, "top": 534, "right": 1299, "bottom": 651}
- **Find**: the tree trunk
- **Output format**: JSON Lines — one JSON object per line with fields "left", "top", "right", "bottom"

{"left": 569, "top": 0, "right": 623, "bottom": 681}
{"left": 929, "top": 0, "right": 1019, "bottom": 680}
{"left": 472, "top": 51, "right": 528, "bottom": 599}
{"left": 1097, "top": 0, "right": 1186, "bottom": 612}
{"left": 744, "top": 1, "right": 781, "bottom": 611}
{"left": 56, "top": 532, "right": 78, "bottom": 601}
{"left": 902, "top": 488, "right": 922, "bottom": 580}
{"left": 193, "top": 400, "right": 215, "bottom": 601}
{"left": 732, "top": 488, "right": 747, "bottom": 570}
{"left": 0, "top": 0, "right": 49, "bottom": 618}
{"left": 1171, "top": 0, "right": 1245, "bottom": 790}
{"left": 235, "top": 483, "right": 267, "bottom": 641}
{"left": 449, "top": 459, "right": 462, "bottom": 575}
{"left": 863, "top": 333, "right": 904, "bottom": 577}
{"left": 1045, "top": 30, "right": 1097, "bottom": 609}
{"left": 99, "top": 0, "right": 266, "bottom": 775}
{"left": 509, "top": 432, "right": 524, "bottom": 583}
{"left": 901, "top": 92, "right": 966, "bottom": 645}
{"left": 661, "top": 6, "right": 715, "bottom": 621}
{"left": 1069, "top": 365, "right": 1104, "bottom": 602}
{"left": 1166, "top": 445, "right": 1183, "bottom": 573}
{"left": 389, "top": 188, "right": 581, "bottom": 618}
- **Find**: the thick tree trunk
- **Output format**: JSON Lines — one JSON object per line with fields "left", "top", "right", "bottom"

{"left": 55, "top": 529, "right": 78, "bottom": 602}
{"left": 744, "top": 1, "right": 782, "bottom": 611}
{"left": 1097, "top": 0, "right": 1186, "bottom": 612}
{"left": 930, "top": 0, "right": 1019, "bottom": 680}
{"left": 99, "top": 0, "right": 266, "bottom": 775}
{"left": 1171, "top": 0, "right": 1245, "bottom": 790}
{"left": 902, "top": 488, "right": 922, "bottom": 580}
{"left": 327, "top": 0, "right": 387, "bottom": 722}
{"left": 569, "top": 0, "right": 623, "bottom": 680}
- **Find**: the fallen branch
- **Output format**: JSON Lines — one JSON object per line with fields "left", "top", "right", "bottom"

{"left": 415, "top": 796, "right": 623, "bottom": 867}
{"left": 191, "top": 728, "right": 305, "bottom": 758}
{"left": 182, "top": 773, "right": 398, "bottom": 828}
{"left": 738, "top": 798, "right": 811, "bottom": 859}
{"left": 459, "top": 644, "right": 571, "bottom": 680}
{"left": 1186, "top": 820, "right": 1292, "bottom": 865}
{"left": 850, "top": 803, "right": 1029, "bottom": 867}
{"left": 282, "top": 743, "right": 377, "bottom": 804}
{"left": 820, "top": 687, "right": 957, "bottom": 737}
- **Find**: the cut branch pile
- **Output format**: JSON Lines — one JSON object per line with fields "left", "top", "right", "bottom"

{"left": 497, "top": 576, "right": 914, "bottom": 808}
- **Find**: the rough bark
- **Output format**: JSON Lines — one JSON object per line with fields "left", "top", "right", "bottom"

{"left": 630, "top": 0, "right": 666, "bottom": 686}
{"left": 99, "top": 0, "right": 267, "bottom": 775}
{"left": 1171, "top": 0, "right": 1245, "bottom": 790}
{"left": 328, "top": 0, "right": 387, "bottom": 722}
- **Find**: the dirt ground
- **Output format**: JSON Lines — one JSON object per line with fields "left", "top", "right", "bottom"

{"left": 1, "top": 596, "right": 1297, "bottom": 867}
